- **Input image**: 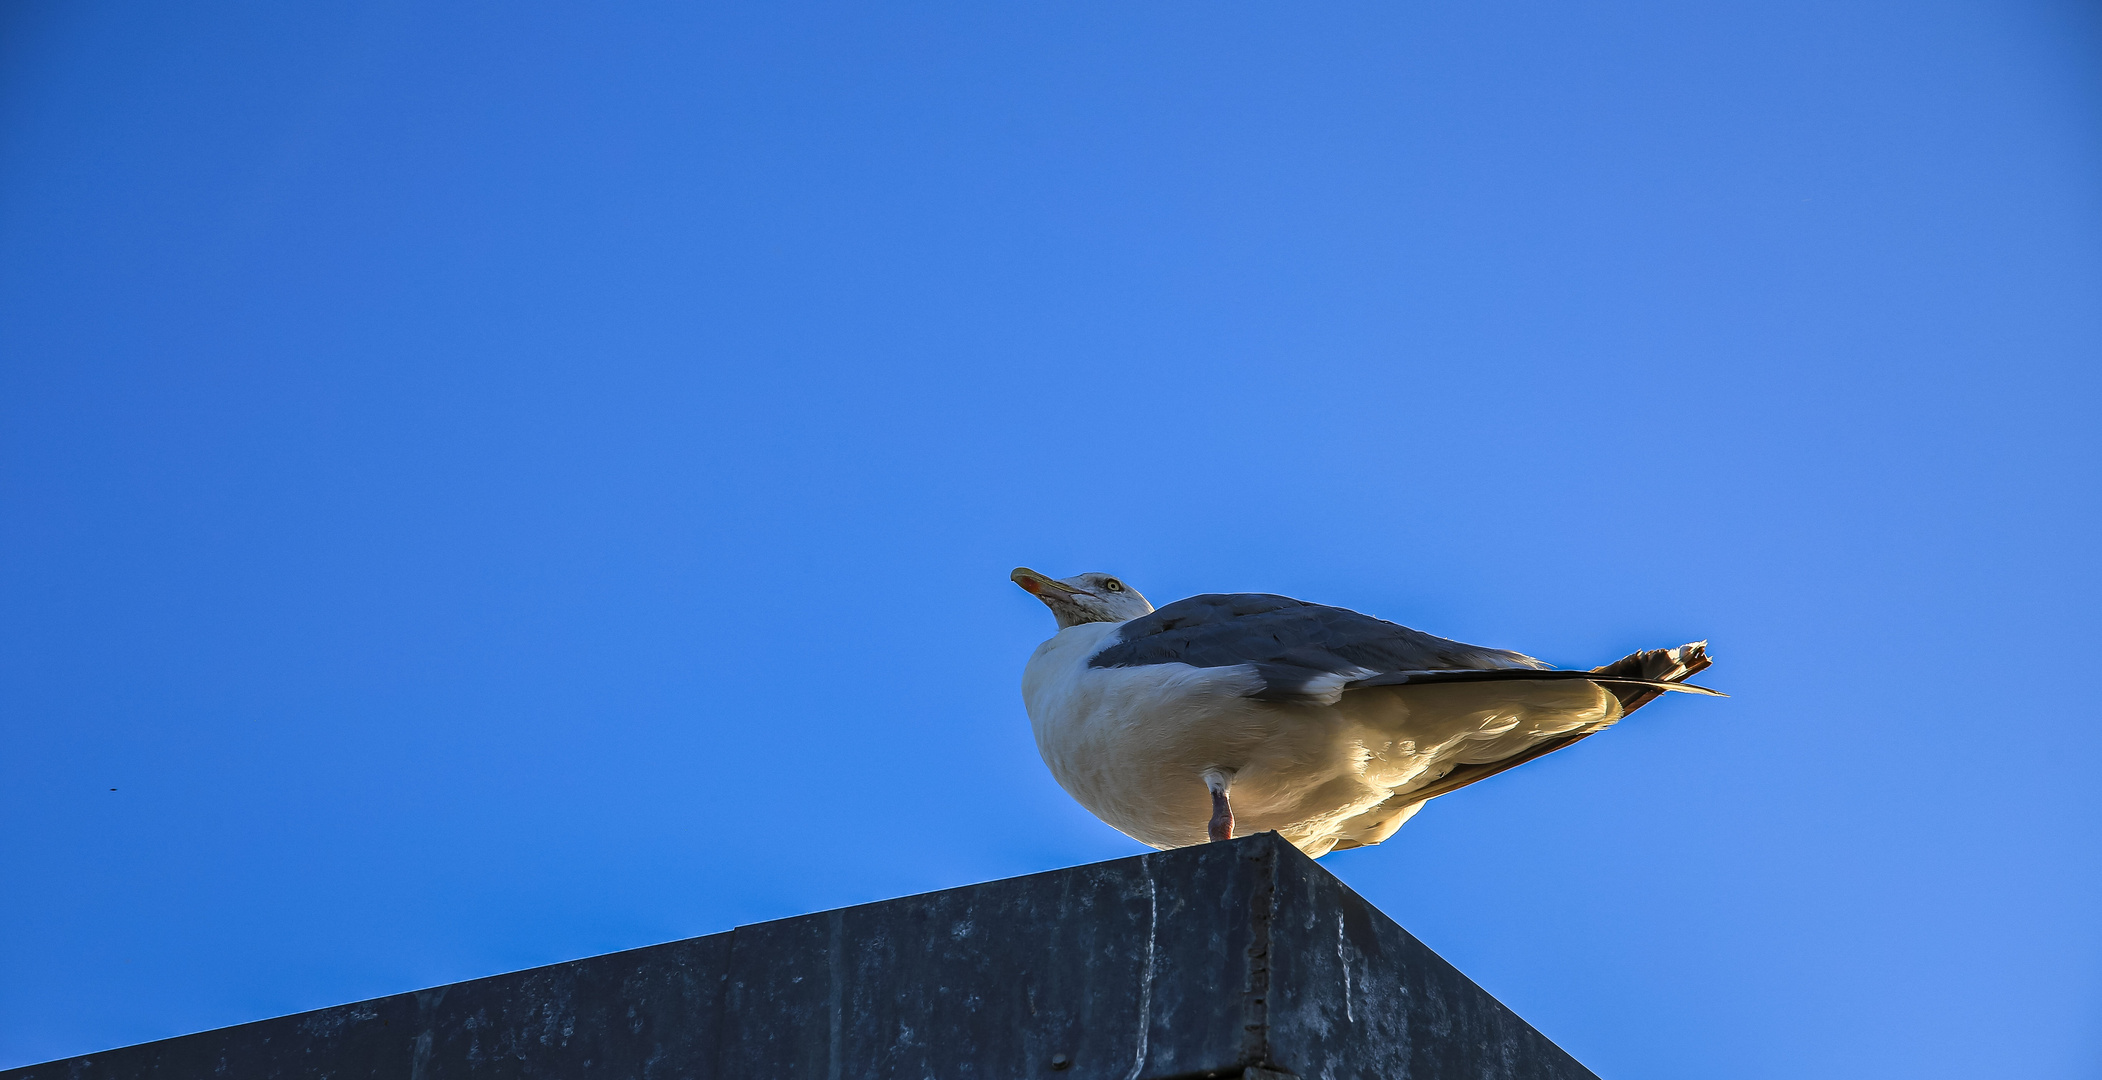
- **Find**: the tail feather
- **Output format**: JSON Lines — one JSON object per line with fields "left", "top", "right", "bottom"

{"left": 1591, "top": 640, "right": 1712, "bottom": 716}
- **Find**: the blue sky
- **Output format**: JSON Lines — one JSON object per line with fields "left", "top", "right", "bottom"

{"left": 2, "top": 2, "right": 2098, "bottom": 1076}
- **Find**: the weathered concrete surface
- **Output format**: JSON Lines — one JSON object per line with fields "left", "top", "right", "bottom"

{"left": 4, "top": 834, "right": 1597, "bottom": 1080}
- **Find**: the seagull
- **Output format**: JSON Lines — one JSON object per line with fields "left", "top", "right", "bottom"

{"left": 1011, "top": 568, "right": 1721, "bottom": 858}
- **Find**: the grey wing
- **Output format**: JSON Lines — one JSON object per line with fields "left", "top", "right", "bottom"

{"left": 1088, "top": 593, "right": 1551, "bottom": 700}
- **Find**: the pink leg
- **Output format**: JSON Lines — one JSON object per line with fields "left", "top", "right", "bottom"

{"left": 1203, "top": 768, "right": 1235, "bottom": 842}
{"left": 1208, "top": 788, "right": 1234, "bottom": 842}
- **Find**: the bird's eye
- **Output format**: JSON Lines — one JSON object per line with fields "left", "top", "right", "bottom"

{"left": 1104, "top": 580, "right": 1124, "bottom": 592}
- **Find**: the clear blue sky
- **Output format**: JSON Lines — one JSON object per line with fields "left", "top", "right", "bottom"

{"left": 3, "top": 3, "right": 2097, "bottom": 1077}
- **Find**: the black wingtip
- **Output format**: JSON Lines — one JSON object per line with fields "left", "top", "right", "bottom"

{"left": 1345, "top": 668, "right": 1725, "bottom": 696}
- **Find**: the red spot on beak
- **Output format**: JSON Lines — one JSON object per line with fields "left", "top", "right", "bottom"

{"left": 1019, "top": 578, "right": 1041, "bottom": 594}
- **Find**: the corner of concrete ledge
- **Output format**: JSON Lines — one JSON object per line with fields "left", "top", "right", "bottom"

{"left": 4, "top": 833, "right": 1596, "bottom": 1080}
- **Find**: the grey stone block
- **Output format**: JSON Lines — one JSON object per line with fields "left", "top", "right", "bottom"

{"left": 5, "top": 833, "right": 1597, "bottom": 1080}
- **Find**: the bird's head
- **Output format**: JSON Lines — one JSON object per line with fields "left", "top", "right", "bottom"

{"left": 1011, "top": 567, "right": 1155, "bottom": 629}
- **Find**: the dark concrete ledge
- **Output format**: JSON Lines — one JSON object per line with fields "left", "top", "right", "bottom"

{"left": 5, "top": 833, "right": 1596, "bottom": 1080}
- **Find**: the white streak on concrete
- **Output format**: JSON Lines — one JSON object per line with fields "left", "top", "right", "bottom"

{"left": 1337, "top": 910, "right": 1354, "bottom": 1023}
{"left": 1125, "top": 858, "right": 1158, "bottom": 1080}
